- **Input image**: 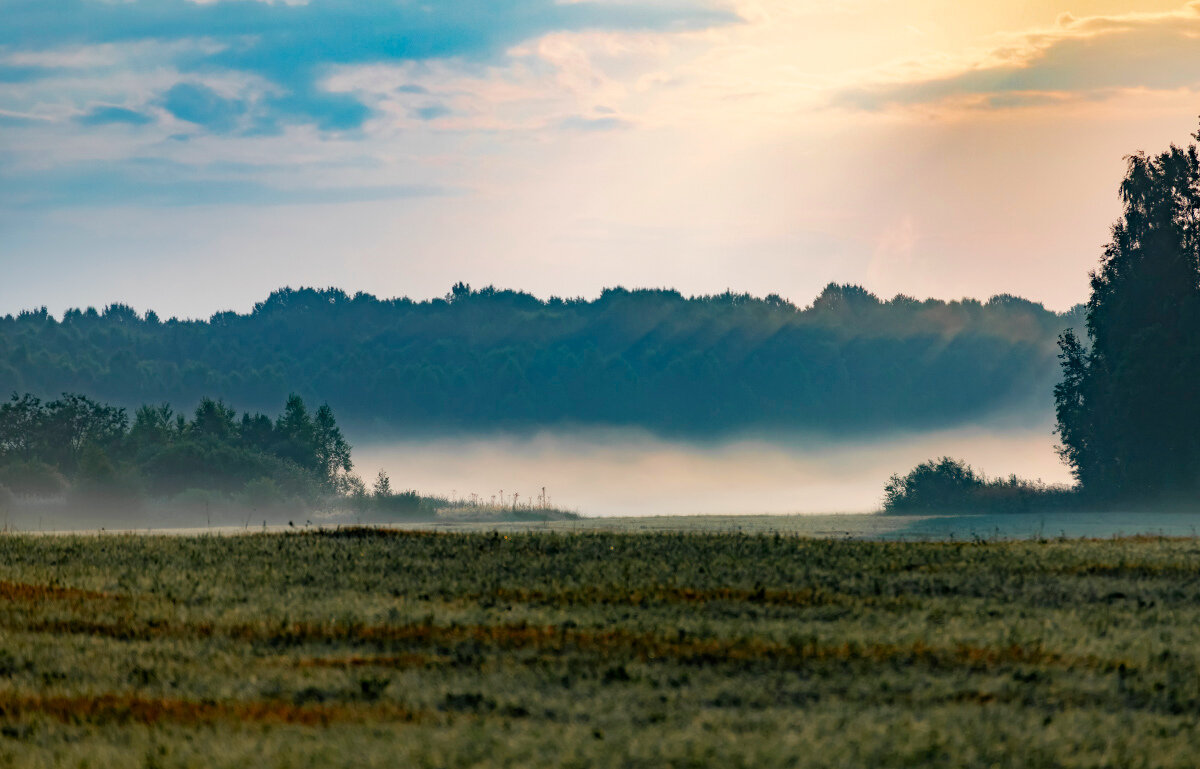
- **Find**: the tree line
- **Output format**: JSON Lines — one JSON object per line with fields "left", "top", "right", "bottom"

{"left": 0, "top": 283, "right": 1080, "bottom": 436}
{"left": 0, "top": 392, "right": 352, "bottom": 510}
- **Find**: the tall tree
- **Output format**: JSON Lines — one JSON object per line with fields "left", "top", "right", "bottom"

{"left": 273, "top": 394, "right": 317, "bottom": 471}
{"left": 313, "top": 403, "right": 352, "bottom": 487}
{"left": 1055, "top": 124, "right": 1200, "bottom": 501}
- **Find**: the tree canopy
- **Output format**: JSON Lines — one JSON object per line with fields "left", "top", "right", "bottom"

{"left": 1055, "top": 126, "right": 1200, "bottom": 503}
{"left": 0, "top": 284, "right": 1080, "bottom": 437}
{"left": 0, "top": 392, "right": 351, "bottom": 507}
{"left": 882, "top": 456, "right": 1074, "bottom": 514}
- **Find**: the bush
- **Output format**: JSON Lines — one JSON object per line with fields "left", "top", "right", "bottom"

{"left": 64, "top": 443, "right": 145, "bottom": 512}
{"left": 883, "top": 457, "right": 1078, "bottom": 514}
{"left": 373, "top": 490, "right": 423, "bottom": 516}
{"left": 238, "top": 477, "right": 292, "bottom": 512}
{"left": 140, "top": 440, "right": 320, "bottom": 499}
{"left": 0, "top": 460, "right": 67, "bottom": 497}
{"left": 883, "top": 457, "right": 983, "bottom": 512}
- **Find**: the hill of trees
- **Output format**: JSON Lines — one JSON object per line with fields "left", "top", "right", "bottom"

{"left": 0, "top": 283, "right": 1080, "bottom": 437}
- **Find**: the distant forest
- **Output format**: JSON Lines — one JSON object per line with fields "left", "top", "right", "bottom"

{"left": 0, "top": 283, "right": 1082, "bottom": 436}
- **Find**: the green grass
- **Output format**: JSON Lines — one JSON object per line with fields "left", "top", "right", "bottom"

{"left": 2, "top": 529, "right": 1200, "bottom": 767}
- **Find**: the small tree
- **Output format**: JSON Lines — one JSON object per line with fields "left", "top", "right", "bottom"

{"left": 372, "top": 470, "right": 392, "bottom": 498}
{"left": 313, "top": 403, "right": 352, "bottom": 487}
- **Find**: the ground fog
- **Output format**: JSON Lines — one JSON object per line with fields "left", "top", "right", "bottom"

{"left": 352, "top": 424, "right": 1072, "bottom": 517}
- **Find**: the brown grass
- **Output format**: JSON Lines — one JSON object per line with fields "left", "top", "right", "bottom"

{"left": 0, "top": 580, "right": 116, "bottom": 603}
{"left": 300, "top": 527, "right": 448, "bottom": 540}
{"left": 294, "top": 653, "right": 448, "bottom": 670}
{"left": 480, "top": 585, "right": 909, "bottom": 609}
{"left": 272, "top": 626, "right": 1122, "bottom": 674}
{"left": 10, "top": 614, "right": 1123, "bottom": 674}
{"left": 1060, "top": 562, "right": 1200, "bottom": 579}
{"left": 0, "top": 692, "right": 425, "bottom": 727}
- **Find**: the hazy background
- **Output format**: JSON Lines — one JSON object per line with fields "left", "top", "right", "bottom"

{"left": 352, "top": 423, "right": 1071, "bottom": 516}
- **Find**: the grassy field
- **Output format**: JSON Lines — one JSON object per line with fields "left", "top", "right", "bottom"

{"left": 2, "top": 529, "right": 1200, "bottom": 767}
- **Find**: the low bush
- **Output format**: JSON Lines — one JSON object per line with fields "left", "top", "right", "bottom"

{"left": 884, "top": 457, "right": 1078, "bottom": 513}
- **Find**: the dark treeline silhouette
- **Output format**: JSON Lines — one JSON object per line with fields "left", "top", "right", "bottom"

{"left": 0, "top": 392, "right": 351, "bottom": 511}
{"left": 0, "top": 283, "right": 1080, "bottom": 436}
{"left": 1056, "top": 126, "right": 1200, "bottom": 505}
{"left": 883, "top": 457, "right": 1076, "bottom": 514}
{"left": 886, "top": 122, "right": 1200, "bottom": 512}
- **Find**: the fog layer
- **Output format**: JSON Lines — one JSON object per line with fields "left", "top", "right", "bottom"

{"left": 352, "top": 424, "right": 1071, "bottom": 517}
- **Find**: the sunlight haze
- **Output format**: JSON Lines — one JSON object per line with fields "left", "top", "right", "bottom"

{"left": 4, "top": 0, "right": 1199, "bottom": 315}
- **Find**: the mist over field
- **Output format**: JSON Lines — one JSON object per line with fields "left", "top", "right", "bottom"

{"left": 352, "top": 422, "right": 1071, "bottom": 517}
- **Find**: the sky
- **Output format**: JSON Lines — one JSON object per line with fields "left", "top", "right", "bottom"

{"left": 3, "top": 0, "right": 1200, "bottom": 318}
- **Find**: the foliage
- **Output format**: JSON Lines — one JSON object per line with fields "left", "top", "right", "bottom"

{"left": 0, "top": 285, "right": 1081, "bottom": 436}
{"left": 371, "top": 469, "right": 392, "bottom": 498}
{"left": 0, "top": 393, "right": 126, "bottom": 474}
{"left": 1, "top": 531, "right": 1199, "bottom": 767}
{"left": 0, "top": 460, "right": 67, "bottom": 497}
{"left": 1056, "top": 126, "right": 1200, "bottom": 503}
{"left": 0, "top": 392, "right": 352, "bottom": 507}
{"left": 373, "top": 489, "right": 422, "bottom": 516}
{"left": 883, "top": 457, "right": 1077, "bottom": 513}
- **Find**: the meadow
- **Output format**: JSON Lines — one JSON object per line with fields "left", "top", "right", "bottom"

{"left": 2, "top": 529, "right": 1200, "bottom": 767}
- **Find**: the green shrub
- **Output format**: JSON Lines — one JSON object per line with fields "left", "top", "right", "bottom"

{"left": 0, "top": 460, "right": 67, "bottom": 497}
{"left": 238, "top": 477, "right": 290, "bottom": 511}
{"left": 884, "top": 457, "right": 1078, "bottom": 513}
{"left": 373, "top": 489, "right": 423, "bottom": 516}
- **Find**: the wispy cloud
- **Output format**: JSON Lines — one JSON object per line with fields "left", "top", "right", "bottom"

{"left": 0, "top": 157, "right": 454, "bottom": 209}
{"left": 76, "top": 105, "right": 155, "bottom": 126}
{"left": 411, "top": 103, "right": 454, "bottom": 122}
{"left": 0, "top": 0, "right": 735, "bottom": 209}
{"left": 559, "top": 114, "right": 632, "bottom": 131}
{"left": 833, "top": 3, "right": 1200, "bottom": 111}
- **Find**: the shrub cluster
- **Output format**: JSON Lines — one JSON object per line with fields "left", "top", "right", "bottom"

{"left": 883, "top": 457, "right": 1078, "bottom": 514}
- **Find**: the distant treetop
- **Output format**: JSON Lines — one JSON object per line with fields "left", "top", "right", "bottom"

{"left": 0, "top": 283, "right": 1078, "bottom": 436}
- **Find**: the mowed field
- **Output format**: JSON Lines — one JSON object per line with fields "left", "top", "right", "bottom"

{"left": 2, "top": 530, "right": 1200, "bottom": 767}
